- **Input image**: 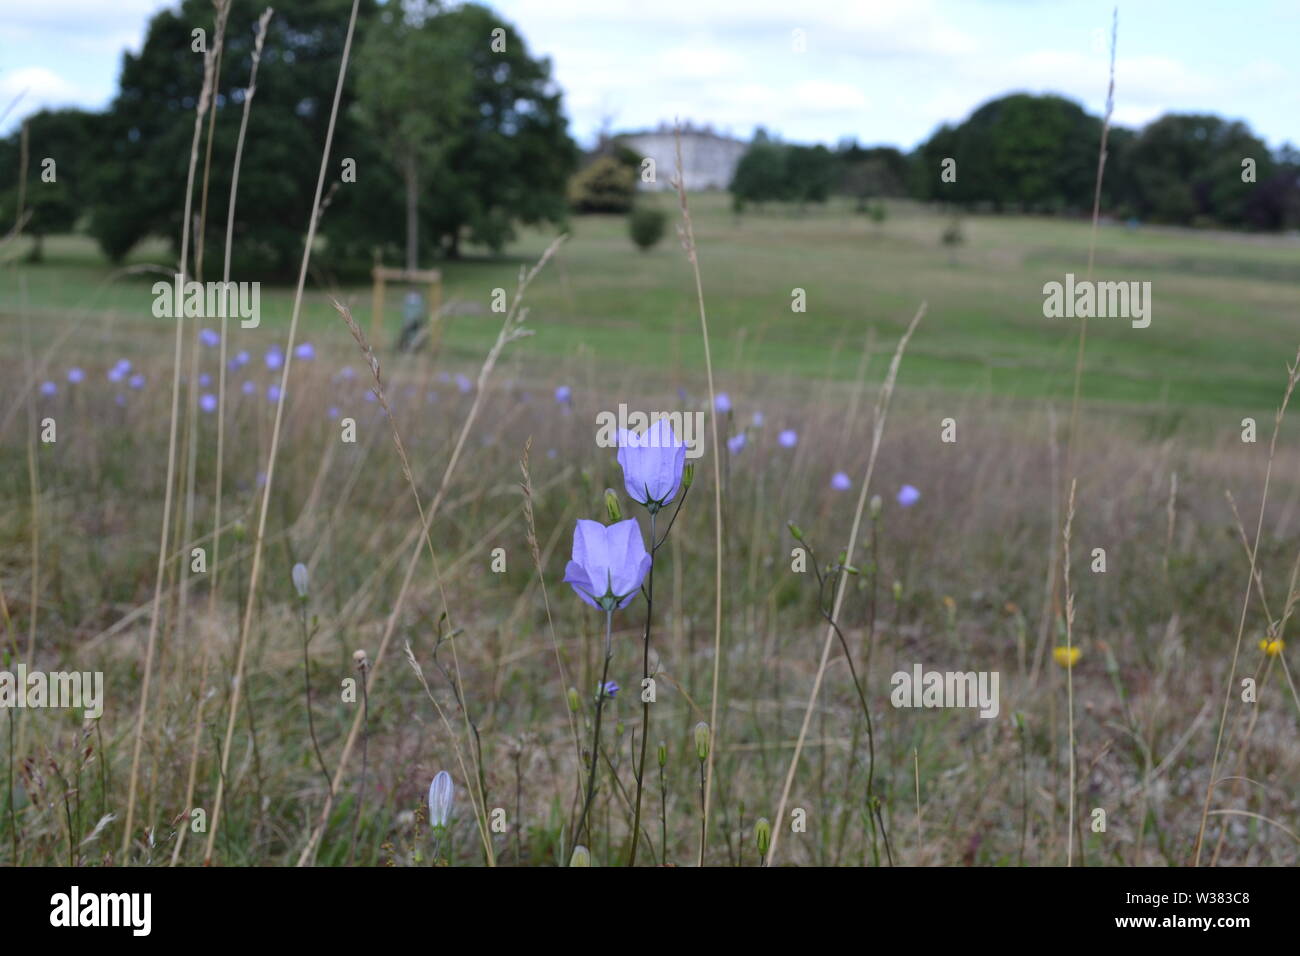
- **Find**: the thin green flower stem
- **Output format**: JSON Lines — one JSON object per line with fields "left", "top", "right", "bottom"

{"left": 576, "top": 610, "right": 614, "bottom": 846}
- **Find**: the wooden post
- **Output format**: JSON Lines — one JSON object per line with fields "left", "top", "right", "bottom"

{"left": 371, "top": 265, "right": 386, "bottom": 348}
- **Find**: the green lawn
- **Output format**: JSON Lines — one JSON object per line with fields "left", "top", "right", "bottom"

{"left": 3, "top": 195, "right": 1298, "bottom": 414}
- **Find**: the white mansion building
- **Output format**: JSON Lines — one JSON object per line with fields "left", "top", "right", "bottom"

{"left": 618, "top": 121, "right": 749, "bottom": 192}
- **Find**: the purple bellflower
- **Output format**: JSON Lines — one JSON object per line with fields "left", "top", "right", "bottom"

{"left": 564, "top": 518, "right": 651, "bottom": 612}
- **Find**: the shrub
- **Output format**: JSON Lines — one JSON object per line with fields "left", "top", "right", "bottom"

{"left": 568, "top": 156, "right": 637, "bottom": 214}
{"left": 628, "top": 205, "right": 666, "bottom": 251}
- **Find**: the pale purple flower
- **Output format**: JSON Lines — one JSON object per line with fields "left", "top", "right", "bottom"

{"left": 128, "top": 373, "right": 145, "bottom": 390}
{"left": 727, "top": 433, "right": 746, "bottom": 454}
{"left": 752, "top": 411, "right": 764, "bottom": 427}
{"left": 232, "top": 350, "right": 250, "bottom": 368}
{"left": 295, "top": 342, "right": 315, "bottom": 360}
{"left": 108, "top": 366, "right": 126, "bottom": 383}
{"left": 199, "top": 328, "right": 220, "bottom": 347}
{"left": 265, "top": 347, "right": 283, "bottom": 370}
{"left": 40, "top": 381, "right": 57, "bottom": 396}
{"left": 241, "top": 381, "right": 256, "bottom": 396}
{"left": 714, "top": 392, "right": 732, "bottom": 413}
{"left": 601, "top": 680, "right": 620, "bottom": 698}
{"left": 778, "top": 429, "right": 798, "bottom": 448}
{"left": 831, "top": 471, "right": 851, "bottom": 491}
{"left": 199, "top": 373, "right": 211, "bottom": 387}
{"left": 200, "top": 393, "right": 217, "bottom": 413}
{"left": 617, "top": 418, "right": 685, "bottom": 512}
{"left": 364, "top": 390, "right": 377, "bottom": 403}
{"left": 455, "top": 373, "right": 472, "bottom": 394}
{"left": 327, "top": 406, "right": 340, "bottom": 419}
{"left": 898, "top": 484, "right": 921, "bottom": 507}
{"left": 563, "top": 518, "right": 652, "bottom": 612}
{"left": 428, "top": 771, "right": 454, "bottom": 829}
{"left": 555, "top": 385, "right": 572, "bottom": 404}
{"left": 67, "top": 367, "right": 84, "bottom": 384}
{"left": 338, "top": 365, "right": 355, "bottom": 381}
{"left": 267, "top": 384, "right": 281, "bottom": 403}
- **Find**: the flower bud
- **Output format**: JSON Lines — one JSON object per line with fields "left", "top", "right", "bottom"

{"left": 292, "top": 562, "right": 309, "bottom": 600}
{"left": 615, "top": 719, "right": 625, "bottom": 737}
{"left": 869, "top": 494, "right": 882, "bottom": 519}
{"left": 755, "top": 817, "right": 772, "bottom": 856}
{"left": 657, "top": 740, "right": 667, "bottom": 768}
{"left": 682, "top": 461, "right": 695, "bottom": 491}
{"left": 352, "top": 649, "right": 368, "bottom": 669}
{"left": 567, "top": 687, "right": 581, "bottom": 712}
{"left": 570, "top": 844, "right": 591, "bottom": 867}
{"left": 693, "top": 721, "right": 710, "bottom": 761}
{"left": 604, "top": 488, "right": 623, "bottom": 523}
{"left": 892, "top": 579, "right": 902, "bottom": 601}
{"left": 787, "top": 520, "right": 804, "bottom": 542}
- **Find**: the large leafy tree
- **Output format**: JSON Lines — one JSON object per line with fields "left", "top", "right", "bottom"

{"left": 1127, "top": 114, "right": 1274, "bottom": 227}
{"left": 333, "top": 1, "right": 576, "bottom": 265}
{"left": 0, "top": 108, "right": 104, "bottom": 260}
{"left": 90, "top": 0, "right": 375, "bottom": 277}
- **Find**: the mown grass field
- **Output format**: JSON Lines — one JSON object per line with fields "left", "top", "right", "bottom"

{"left": 4, "top": 195, "right": 1298, "bottom": 417}
{"left": 1, "top": 195, "right": 1298, "bottom": 868}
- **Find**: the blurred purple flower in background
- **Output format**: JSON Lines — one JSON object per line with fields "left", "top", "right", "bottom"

{"left": 40, "top": 381, "right": 57, "bottom": 396}
{"left": 199, "top": 373, "right": 211, "bottom": 387}
{"left": 241, "top": 381, "right": 257, "bottom": 396}
{"left": 727, "top": 433, "right": 746, "bottom": 454}
{"left": 831, "top": 471, "right": 851, "bottom": 491}
{"left": 232, "top": 350, "right": 250, "bottom": 368}
{"left": 200, "top": 393, "right": 217, "bottom": 413}
{"left": 555, "top": 384, "right": 572, "bottom": 404}
{"left": 267, "top": 384, "right": 281, "bottom": 402}
{"left": 898, "top": 484, "right": 921, "bottom": 507}
{"left": 752, "top": 411, "right": 764, "bottom": 427}
{"left": 617, "top": 418, "right": 686, "bottom": 512}
{"left": 778, "top": 429, "right": 798, "bottom": 448}
{"left": 265, "top": 347, "right": 283, "bottom": 370}
{"left": 327, "top": 406, "right": 340, "bottom": 420}
{"left": 714, "top": 392, "right": 732, "bottom": 413}
{"left": 67, "top": 367, "right": 84, "bottom": 384}
{"left": 199, "top": 328, "right": 220, "bottom": 347}
{"left": 455, "top": 373, "right": 472, "bottom": 394}
{"left": 295, "top": 342, "right": 315, "bottom": 360}
{"left": 563, "top": 518, "right": 652, "bottom": 611}
{"left": 128, "top": 374, "right": 145, "bottom": 390}
{"left": 338, "top": 365, "right": 355, "bottom": 381}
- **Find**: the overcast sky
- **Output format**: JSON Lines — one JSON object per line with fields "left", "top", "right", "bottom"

{"left": 2, "top": 0, "right": 1296, "bottom": 151}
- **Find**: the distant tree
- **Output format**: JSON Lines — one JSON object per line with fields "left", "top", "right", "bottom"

{"left": 731, "top": 140, "right": 791, "bottom": 210}
{"left": 1127, "top": 114, "right": 1274, "bottom": 227}
{"left": 627, "top": 205, "right": 666, "bottom": 251}
{"left": 568, "top": 155, "right": 636, "bottom": 213}
{"left": 89, "top": 0, "right": 375, "bottom": 275}
{"left": 337, "top": 2, "right": 577, "bottom": 262}
{"left": 0, "top": 109, "right": 104, "bottom": 260}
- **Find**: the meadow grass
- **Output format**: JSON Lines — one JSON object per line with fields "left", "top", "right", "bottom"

{"left": 1, "top": 181, "right": 1298, "bottom": 867}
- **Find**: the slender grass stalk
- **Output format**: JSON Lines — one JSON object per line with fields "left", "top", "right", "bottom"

{"left": 1194, "top": 347, "right": 1300, "bottom": 864}
{"left": 120, "top": 11, "right": 225, "bottom": 857}
{"left": 171, "top": 6, "right": 272, "bottom": 868}
{"left": 1062, "top": 479, "right": 1078, "bottom": 866}
{"left": 671, "top": 123, "right": 725, "bottom": 867}
{"left": 767, "top": 302, "right": 926, "bottom": 865}
{"left": 298, "top": 238, "right": 563, "bottom": 867}
{"left": 206, "top": 0, "right": 362, "bottom": 863}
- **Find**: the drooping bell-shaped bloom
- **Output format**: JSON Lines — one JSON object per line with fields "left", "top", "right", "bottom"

{"left": 616, "top": 418, "right": 686, "bottom": 512}
{"left": 427, "top": 770, "right": 453, "bottom": 829}
{"left": 563, "top": 518, "right": 651, "bottom": 611}
{"left": 898, "top": 484, "right": 921, "bottom": 507}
